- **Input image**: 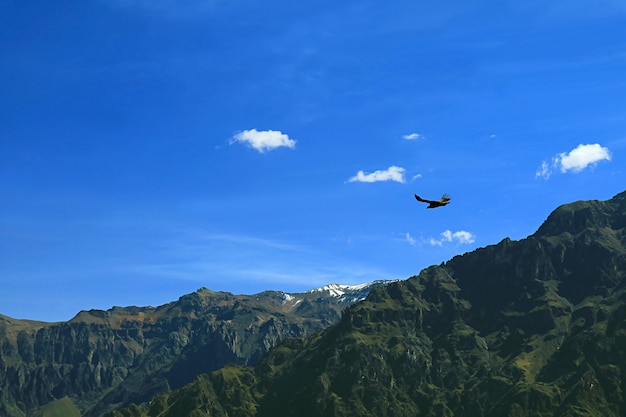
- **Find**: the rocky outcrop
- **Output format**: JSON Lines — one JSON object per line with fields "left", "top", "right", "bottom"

{"left": 0, "top": 282, "right": 390, "bottom": 416}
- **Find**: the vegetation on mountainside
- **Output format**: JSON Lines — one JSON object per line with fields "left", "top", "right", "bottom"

{"left": 34, "top": 397, "right": 81, "bottom": 417}
{"left": 0, "top": 282, "right": 387, "bottom": 417}
{"left": 106, "top": 191, "right": 626, "bottom": 417}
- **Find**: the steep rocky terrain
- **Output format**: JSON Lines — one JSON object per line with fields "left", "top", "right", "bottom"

{"left": 0, "top": 281, "right": 390, "bottom": 416}
{"left": 106, "top": 191, "right": 626, "bottom": 417}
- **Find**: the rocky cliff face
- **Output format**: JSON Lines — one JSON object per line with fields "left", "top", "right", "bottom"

{"left": 106, "top": 191, "right": 626, "bottom": 417}
{"left": 0, "top": 281, "right": 391, "bottom": 417}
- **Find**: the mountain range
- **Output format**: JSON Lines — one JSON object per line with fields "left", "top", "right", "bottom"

{"left": 0, "top": 281, "right": 391, "bottom": 416}
{"left": 102, "top": 190, "right": 626, "bottom": 417}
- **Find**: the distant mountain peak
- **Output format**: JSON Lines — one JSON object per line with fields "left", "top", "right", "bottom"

{"left": 305, "top": 280, "right": 398, "bottom": 302}
{"left": 308, "top": 282, "right": 364, "bottom": 296}
{"left": 0, "top": 277, "right": 397, "bottom": 417}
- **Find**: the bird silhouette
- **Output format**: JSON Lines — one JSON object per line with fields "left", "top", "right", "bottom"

{"left": 414, "top": 194, "right": 451, "bottom": 209}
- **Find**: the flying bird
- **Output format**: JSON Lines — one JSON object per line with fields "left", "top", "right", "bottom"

{"left": 414, "top": 194, "right": 451, "bottom": 209}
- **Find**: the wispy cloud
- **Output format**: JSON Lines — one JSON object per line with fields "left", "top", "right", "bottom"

{"left": 536, "top": 161, "right": 552, "bottom": 179}
{"left": 231, "top": 129, "right": 296, "bottom": 153}
{"left": 405, "top": 232, "right": 416, "bottom": 246}
{"left": 195, "top": 232, "right": 311, "bottom": 252}
{"left": 428, "top": 230, "right": 476, "bottom": 246}
{"left": 128, "top": 230, "right": 395, "bottom": 290}
{"left": 536, "top": 143, "right": 612, "bottom": 179}
{"left": 403, "top": 132, "right": 422, "bottom": 140}
{"left": 348, "top": 166, "right": 406, "bottom": 183}
{"left": 102, "top": 0, "right": 224, "bottom": 18}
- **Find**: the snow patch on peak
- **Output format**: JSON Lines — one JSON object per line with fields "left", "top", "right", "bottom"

{"left": 306, "top": 280, "right": 397, "bottom": 301}
{"left": 281, "top": 292, "right": 302, "bottom": 306}
{"left": 308, "top": 283, "right": 351, "bottom": 297}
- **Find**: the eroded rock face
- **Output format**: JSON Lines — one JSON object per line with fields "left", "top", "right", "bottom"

{"left": 0, "top": 281, "right": 391, "bottom": 417}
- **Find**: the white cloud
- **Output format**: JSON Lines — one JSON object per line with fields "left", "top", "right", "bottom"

{"left": 411, "top": 173, "right": 423, "bottom": 181}
{"left": 231, "top": 129, "right": 296, "bottom": 153}
{"left": 405, "top": 233, "right": 416, "bottom": 246}
{"left": 348, "top": 166, "right": 406, "bottom": 183}
{"left": 557, "top": 143, "right": 612, "bottom": 172}
{"left": 536, "top": 143, "right": 611, "bottom": 179}
{"left": 403, "top": 133, "right": 422, "bottom": 140}
{"left": 428, "top": 230, "right": 476, "bottom": 246}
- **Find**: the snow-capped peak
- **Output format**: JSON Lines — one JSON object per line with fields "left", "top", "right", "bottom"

{"left": 305, "top": 280, "right": 397, "bottom": 302}
{"left": 307, "top": 283, "right": 364, "bottom": 297}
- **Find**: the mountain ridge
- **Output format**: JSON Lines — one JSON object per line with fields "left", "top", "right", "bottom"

{"left": 0, "top": 281, "right": 393, "bottom": 417}
{"left": 105, "top": 190, "right": 626, "bottom": 417}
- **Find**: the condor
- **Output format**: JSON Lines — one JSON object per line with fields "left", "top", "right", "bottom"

{"left": 414, "top": 194, "right": 451, "bottom": 209}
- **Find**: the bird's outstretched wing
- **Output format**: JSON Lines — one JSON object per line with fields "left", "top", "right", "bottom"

{"left": 439, "top": 194, "right": 451, "bottom": 203}
{"left": 414, "top": 194, "right": 436, "bottom": 204}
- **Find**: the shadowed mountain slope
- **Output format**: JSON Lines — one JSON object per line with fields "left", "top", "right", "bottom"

{"left": 107, "top": 191, "right": 626, "bottom": 417}
{"left": 0, "top": 282, "right": 391, "bottom": 417}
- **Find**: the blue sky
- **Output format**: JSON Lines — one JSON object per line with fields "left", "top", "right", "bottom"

{"left": 1, "top": 0, "right": 624, "bottom": 322}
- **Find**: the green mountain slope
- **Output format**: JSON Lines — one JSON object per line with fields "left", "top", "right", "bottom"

{"left": 107, "top": 191, "right": 626, "bottom": 417}
{"left": 0, "top": 282, "right": 390, "bottom": 417}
